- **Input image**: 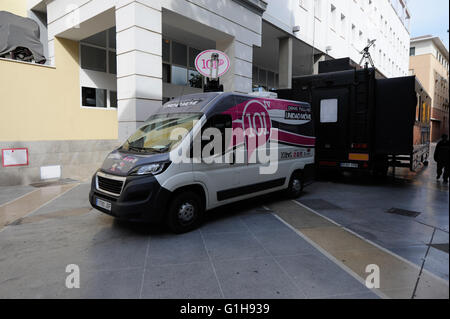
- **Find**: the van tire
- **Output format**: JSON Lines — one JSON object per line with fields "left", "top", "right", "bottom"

{"left": 166, "top": 191, "right": 204, "bottom": 233}
{"left": 286, "top": 172, "right": 303, "bottom": 199}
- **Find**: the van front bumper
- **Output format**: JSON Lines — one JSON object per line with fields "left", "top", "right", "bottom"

{"left": 89, "top": 171, "right": 171, "bottom": 223}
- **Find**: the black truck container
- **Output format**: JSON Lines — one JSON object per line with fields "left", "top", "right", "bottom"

{"left": 276, "top": 68, "right": 431, "bottom": 175}
{"left": 318, "top": 57, "right": 361, "bottom": 74}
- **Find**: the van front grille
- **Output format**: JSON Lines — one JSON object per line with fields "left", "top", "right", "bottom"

{"left": 96, "top": 172, "right": 126, "bottom": 196}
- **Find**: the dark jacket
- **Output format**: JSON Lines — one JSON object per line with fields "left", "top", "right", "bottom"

{"left": 434, "top": 139, "right": 450, "bottom": 165}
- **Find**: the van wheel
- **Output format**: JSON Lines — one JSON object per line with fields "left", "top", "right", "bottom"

{"left": 286, "top": 172, "right": 303, "bottom": 199}
{"left": 166, "top": 191, "right": 204, "bottom": 233}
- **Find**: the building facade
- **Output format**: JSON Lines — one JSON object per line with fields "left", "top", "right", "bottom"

{"left": 410, "top": 35, "right": 450, "bottom": 142}
{"left": 1, "top": 0, "right": 411, "bottom": 185}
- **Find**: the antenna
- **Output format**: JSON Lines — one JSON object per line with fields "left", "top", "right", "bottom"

{"left": 204, "top": 52, "right": 223, "bottom": 92}
{"left": 359, "top": 39, "right": 376, "bottom": 69}
{"left": 177, "top": 75, "right": 188, "bottom": 108}
{"left": 209, "top": 53, "right": 219, "bottom": 79}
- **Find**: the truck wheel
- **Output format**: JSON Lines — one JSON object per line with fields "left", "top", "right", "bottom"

{"left": 166, "top": 191, "right": 204, "bottom": 234}
{"left": 286, "top": 172, "right": 303, "bottom": 199}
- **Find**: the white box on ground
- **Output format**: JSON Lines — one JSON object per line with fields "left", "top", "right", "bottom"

{"left": 40, "top": 165, "right": 61, "bottom": 180}
{"left": 2, "top": 149, "right": 28, "bottom": 166}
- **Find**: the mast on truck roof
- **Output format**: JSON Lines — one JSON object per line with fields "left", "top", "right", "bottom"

{"left": 359, "top": 39, "right": 376, "bottom": 69}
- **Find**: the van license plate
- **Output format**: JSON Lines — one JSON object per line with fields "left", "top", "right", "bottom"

{"left": 96, "top": 198, "right": 111, "bottom": 211}
{"left": 340, "top": 163, "right": 359, "bottom": 168}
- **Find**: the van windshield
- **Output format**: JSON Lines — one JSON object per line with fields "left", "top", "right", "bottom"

{"left": 120, "top": 113, "right": 202, "bottom": 154}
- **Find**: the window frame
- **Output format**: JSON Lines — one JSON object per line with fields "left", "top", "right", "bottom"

{"left": 200, "top": 114, "right": 233, "bottom": 158}
{"left": 162, "top": 38, "right": 204, "bottom": 90}
{"left": 79, "top": 28, "right": 117, "bottom": 109}
{"left": 252, "top": 65, "right": 279, "bottom": 90}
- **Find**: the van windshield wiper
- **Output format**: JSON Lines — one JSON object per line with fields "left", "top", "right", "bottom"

{"left": 146, "top": 146, "right": 170, "bottom": 153}
{"left": 126, "top": 146, "right": 169, "bottom": 153}
{"left": 126, "top": 146, "right": 148, "bottom": 153}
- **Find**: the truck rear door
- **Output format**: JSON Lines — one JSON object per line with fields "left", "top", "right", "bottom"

{"left": 313, "top": 88, "right": 349, "bottom": 166}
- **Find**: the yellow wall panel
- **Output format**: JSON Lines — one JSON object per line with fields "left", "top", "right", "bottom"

{"left": 1, "top": 0, "right": 28, "bottom": 17}
{"left": 0, "top": 38, "right": 118, "bottom": 141}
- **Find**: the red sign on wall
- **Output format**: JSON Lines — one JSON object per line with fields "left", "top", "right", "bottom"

{"left": 1, "top": 148, "right": 29, "bottom": 167}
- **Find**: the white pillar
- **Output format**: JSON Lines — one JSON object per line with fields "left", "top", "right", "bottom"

{"left": 278, "top": 37, "right": 293, "bottom": 89}
{"left": 217, "top": 38, "right": 253, "bottom": 94}
{"left": 115, "top": 0, "right": 163, "bottom": 142}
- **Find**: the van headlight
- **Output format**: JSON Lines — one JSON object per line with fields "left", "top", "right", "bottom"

{"left": 130, "top": 161, "right": 171, "bottom": 176}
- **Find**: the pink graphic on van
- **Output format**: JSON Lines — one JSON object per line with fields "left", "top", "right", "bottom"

{"left": 222, "top": 98, "right": 315, "bottom": 160}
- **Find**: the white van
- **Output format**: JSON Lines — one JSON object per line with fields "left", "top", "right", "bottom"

{"left": 89, "top": 92, "right": 315, "bottom": 233}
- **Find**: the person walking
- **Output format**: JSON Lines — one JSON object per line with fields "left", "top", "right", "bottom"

{"left": 434, "top": 134, "right": 450, "bottom": 183}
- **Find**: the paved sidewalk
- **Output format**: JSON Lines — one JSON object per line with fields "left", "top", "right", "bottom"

{"left": 0, "top": 149, "right": 447, "bottom": 299}
{"left": 0, "top": 183, "right": 378, "bottom": 299}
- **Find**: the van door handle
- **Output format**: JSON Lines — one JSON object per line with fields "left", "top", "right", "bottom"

{"left": 230, "top": 152, "right": 236, "bottom": 165}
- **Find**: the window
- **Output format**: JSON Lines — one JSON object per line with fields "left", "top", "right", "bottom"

{"left": 189, "top": 47, "right": 201, "bottom": 68}
{"left": 82, "top": 87, "right": 107, "bottom": 107}
{"left": 163, "top": 63, "right": 171, "bottom": 83}
{"left": 80, "top": 27, "right": 116, "bottom": 74}
{"left": 80, "top": 45, "right": 106, "bottom": 72}
{"left": 258, "top": 69, "right": 267, "bottom": 87}
{"left": 82, "top": 31, "right": 107, "bottom": 47}
{"left": 172, "top": 41, "right": 187, "bottom": 66}
{"left": 108, "top": 28, "right": 116, "bottom": 49}
{"left": 122, "top": 113, "right": 203, "bottom": 154}
{"left": 410, "top": 47, "right": 415, "bottom": 56}
{"left": 171, "top": 65, "right": 187, "bottom": 86}
{"left": 330, "top": 4, "right": 337, "bottom": 30}
{"left": 110, "top": 91, "right": 117, "bottom": 108}
{"left": 162, "top": 38, "right": 204, "bottom": 89}
{"left": 108, "top": 51, "right": 116, "bottom": 74}
{"left": 200, "top": 114, "right": 232, "bottom": 157}
{"left": 267, "top": 71, "right": 275, "bottom": 88}
{"left": 320, "top": 99, "right": 338, "bottom": 123}
{"left": 252, "top": 65, "right": 279, "bottom": 90}
{"left": 252, "top": 66, "right": 258, "bottom": 82}
{"left": 79, "top": 27, "right": 117, "bottom": 109}
{"left": 351, "top": 24, "right": 356, "bottom": 43}
{"left": 340, "top": 13, "right": 346, "bottom": 37}
{"left": 162, "top": 39, "right": 170, "bottom": 63}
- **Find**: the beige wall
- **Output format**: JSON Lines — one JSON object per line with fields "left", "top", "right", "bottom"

{"left": 410, "top": 54, "right": 433, "bottom": 100}
{"left": 0, "top": 38, "right": 118, "bottom": 141}
{"left": 410, "top": 53, "right": 449, "bottom": 141}
{"left": 1, "top": 0, "right": 27, "bottom": 17}
{"left": 410, "top": 53, "right": 449, "bottom": 110}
